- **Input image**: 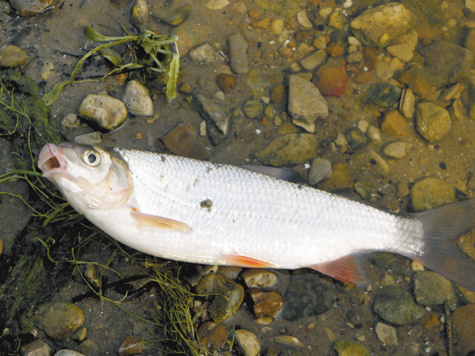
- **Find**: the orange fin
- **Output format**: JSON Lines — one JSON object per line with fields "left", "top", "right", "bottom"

{"left": 221, "top": 254, "right": 275, "bottom": 268}
{"left": 309, "top": 254, "right": 368, "bottom": 286}
{"left": 130, "top": 209, "right": 192, "bottom": 233}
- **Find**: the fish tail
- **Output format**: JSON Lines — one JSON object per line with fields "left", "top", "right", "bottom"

{"left": 411, "top": 199, "right": 475, "bottom": 291}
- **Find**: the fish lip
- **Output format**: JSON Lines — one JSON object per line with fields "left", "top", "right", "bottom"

{"left": 38, "top": 143, "right": 68, "bottom": 179}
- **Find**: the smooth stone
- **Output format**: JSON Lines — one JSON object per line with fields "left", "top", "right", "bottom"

{"left": 194, "top": 93, "right": 232, "bottom": 145}
{"left": 299, "top": 50, "right": 327, "bottom": 71}
{"left": 243, "top": 100, "right": 264, "bottom": 120}
{"left": 75, "top": 339, "right": 98, "bottom": 355}
{"left": 21, "top": 339, "right": 52, "bottom": 356}
{"left": 248, "top": 289, "right": 283, "bottom": 318}
{"left": 234, "top": 329, "right": 260, "bottom": 356}
{"left": 216, "top": 73, "right": 236, "bottom": 93}
{"left": 420, "top": 311, "right": 441, "bottom": 331}
{"left": 0, "top": 45, "right": 28, "bottom": 67}
{"left": 315, "top": 57, "right": 347, "bottom": 97}
{"left": 367, "top": 125, "right": 381, "bottom": 144}
{"left": 373, "top": 286, "right": 426, "bottom": 325}
{"left": 271, "top": 85, "right": 285, "bottom": 104}
{"left": 399, "top": 88, "right": 415, "bottom": 119}
{"left": 73, "top": 132, "right": 102, "bottom": 145}
{"left": 36, "top": 302, "right": 85, "bottom": 341}
{"left": 333, "top": 339, "right": 370, "bottom": 356}
{"left": 380, "top": 110, "right": 410, "bottom": 138}
{"left": 354, "top": 180, "right": 372, "bottom": 199}
{"left": 308, "top": 158, "right": 332, "bottom": 186}
{"left": 369, "top": 149, "right": 389, "bottom": 174}
{"left": 345, "top": 128, "right": 369, "bottom": 150}
{"left": 346, "top": 51, "right": 363, "bottom": 63}
{"left": 270, "top": 19, "right": 284, "bottom": 35}
{"left": 288, "top": 75, "right": 328, "bottom": 133}
{"left": 207, "top": 0, "right": 229, "bottom": 10}
{"left": 173, "top": 20, "right": 212, "bottom": 55}
{"left": 398, "top": 68, "right": 436, "bottom": 100}
{"left": 387, "top": 43, "right": 413, "bottom": 62}
{"left": 79, "top": 94, "right": 127, "bottom": 131}
{"left": 468, "top": 0, "right": 475, "bottom": 12}
{"left": 254, "top": 133, "right": 318, "bottom": 166}
{"left": 61, "top": 114, "right": 81, "bottom": 129}
{"left": 274, "top": 335, "right": 305, "bottom": 348}
{"left": 152, "top": 4, "right": 190, "bottom": 26}
{"left": 189, "top": 43, "right": 221, "bottom": 65}
{"left": 197, "top": 321, "right": 228, "bottom": 350}
{"left": 123, "top": 80, "right": 153, "bottom": 116}
{"left": 319, "top": 162, "right": 353, "bottom": 191}
{"left": 375, "top": 60, "right": 394, "bottom": 81}
{"left": 383, "top": 142, "right": 407, "bottom": 159}
{"left": 9, "top": 0, "right": 54, "bottom": 16}
{"left": 54, "top": 350, "right": 85, "bottom": 356}
{"left": 412, "top": 271, "right": 456, "bottom": 306}
{"left": 363, "top": 83, "right": 401, "bottom": 108}
{"left": 410, "top": 178, "right": 456, "bottom": 211}
{"left": 415, "top": 102, "right": 451, "bottom": 143}
{"left": 452, "top": 304, "right": 475, "bottom": 356}
{"left": 118, "top": 337, "right": 144, "bottom": 356}
{"left": 252, "top": 0, "right": 306, "bottom": 17}
{"left": 228, "top": 33, "right": 249, "bottom": 74}
{"left": 131, "top": 0, "right": 148, "bottom": 29}
{"left": 241, "top": 269, "right": 277, "bottom": 288}
{"left": 328, "top": 9, "right": 347, "bottom": 30}
{"left": 350, "top": 2, "right": 416, "bottom": 48}
{"left": 160, "top": 122, "right": 208, "bottom": 160}
{"left": 375, "top": 322, "right": 398, "bottom": 345}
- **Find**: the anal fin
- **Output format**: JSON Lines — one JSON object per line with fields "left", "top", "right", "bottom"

{"left": 309, "top": 254, "right": 368, "bottom": 286}
{"left": 130, "top": 209, "right": 192, "bottom": 233}
{"left": 221, "top": 254, "right": 275, "bottom": 268}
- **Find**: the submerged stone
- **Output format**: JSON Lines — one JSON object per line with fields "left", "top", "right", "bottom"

{"left": 410, "top": 177, "right": 456, "bottom": 211}
{"left": 35, "top": 302, "right": 85, "bottom": 341}
{"left": 373, "top": 286, "right": 426, "bottom": 325}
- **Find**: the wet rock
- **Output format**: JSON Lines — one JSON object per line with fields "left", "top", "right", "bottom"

{"left": 228, "top": 33, "right": 249, "bottom": 74}
{"left": 76, "top": 339, "right": 98, "bottom": 355}
{"left": 197, "top": 321, "right": 228, "bottom": 350}
{"left": 333, "top": 339, "right": 370, "bottom": 356}
{"left": 152, "top": 4, "right": 190, "bottom": 26}
{"left": 61, "top": 114, "right": 81, "bottom": 129}
{"left": 195, "top": 273, "right": 244, "bottom": 323}
{"left": 174, "top": 20, "right": 211, "bottom": 55}
{"left": 161, "top": 122, "right": 208, "bottom": 160}
{"left": 254, "top": 133, "right": 318, "bottom": 166}
{"left": 243, "top": 100, "right": 264, "bottom": 120}
{"left": 367, "top": 125, "right": 382, "bottom": 144}
{"left": 123, "top": 80, "right": 153, "bottom": 116}
{"left": 410, "top": 177, "right": 455, "bottom": 211}
{"left": 413, "top": 271, "right": 455, "bottom": 306}
{"left": 398, "top": 68, "right": 436, "bottom": 100}
{"left": 288, "top": 75, "right": 328, "bottom": 133}
{"left": 79, "top": 94, "right": 127, "bottom": 131}
{"left": 308, "top": 158, "right": 332, "bottom": 186}
{"left": 21, "top": 339, "right": 51, "bottom": 356}
{"left": 383, "top": 142, "right": 408, "bottom": 159}
{"left": 375, "top": 60, "right": 394, "bottom": 81}
{"left": 375, "top": 322, "right": 398, "bottom": 345}
{"left": 194, "top": 94, "right": 232, "bottom": 145}
{"left": 249, "top": 289, "right": 283, "bottom": 318}
{"left": 217, "top": 266, "right": 242, "bottom": 280}
{"left": 297, "top": 9, "right": 312, "bottom": 28}
{"left": 189, "top": 44, "right": 221, "bottom": 65}
{"left": 234, "top": 329, "right": 260, "bottom": 356}
{"left": 363, "top": 83, "right": 401, "bottom": 108}
{"left": 9, "top": 0, "right": 54, "bottom": 16}
{"left": 415, "top": 102, "right": 451, "bottom": 143}
{"left": 207, "top": 0, "right": 229, "bottom": 10}
{"left": 131, "top": 0, "right": 148, "bottom": 30}
{"left": 452, "top": 304, "right": 475, "bottom": 356}
{"left": 399, "top": 88, "right": 415, "bottom": 119}
{"left": 354, "top": 180, "right": 372, "bottom": 200}
{"left": 380, "top": 110, "right": 410, "bottom": 138}
{"left": 283, "top": 274, "right": 336, "bottom": 321}
{"left": 387, "top": 43, "right": 413, "bottom": 62}
{"left": 36, "top": 302, "right": 85, "bottom": 341}
{"left": 299, "top": 50, "right": 327, "bottom": 71}
{"left": 345, "top": 128, "right": 369, "bottom": 150}
{"left": 73, "top": 132, "right": 102, "bottom": 145}
{"left": 216, "top": 73, "right": 236, "bottom": 93}
{"left": 420, "top": 311, "right": 441, "bottom": 331}
{"left": 241, "top": 269, "right": 277, "bottom": 288}
{"left": 315, "top": 57, "right": 347, "bottom": 97}
{"left": 271, "top": 85, "right": 285, "bottom": 104}
{"left": 118, "top": 337, "right": 144, "bottom": 356}
{"left": 373, "top": 286, "right": 426, "bottom": 325}
{"left": 274, "top": 335, "right": 305, "bottom": 348}
{"left": 54, "top": 350, "right": 85, "bottom": 356}
{"left": 270, "top": 19, "right": 284, "bottom": 35}
{"left": 350, "top": 3, "right": 416, "bottom": 48}
{"left": 319, "top": 162, "right": 353, "bottom": 191}
{"left": 0, "top": 45, "right": 28, "bottom": 67}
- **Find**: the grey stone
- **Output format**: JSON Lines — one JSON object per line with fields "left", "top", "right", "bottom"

{"left": 189, "top": 43, "right": 221, "bottom": 65}
{"left": 373, "top": 286, "right": 426, "bottom": 325}
{"left": 243, "top": 100, "right": 264, "bottom": 120}
{"left": 228, "top": 33, "right": 249, "bottom": 74}
{"left": 299, "top": 50, "right": 327, "bottom": 71}
{"left": 123, "top": 80, "right": 153, "bottom": 116}
{"left": 9, "top": 0, "right": 54, "bottom": 16}
{"left": 194, "top": 93, "right": 232, "bottom": 145}
{"left": 413, "top": 271, "right": 456, "bottom": 306}
{"left": 308, "top": 158, "right": 332, "bottom": 186}
{"left": 375, "top": 322, "right": 398, "bottom": 345}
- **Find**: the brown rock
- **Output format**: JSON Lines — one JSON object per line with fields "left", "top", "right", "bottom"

{"left": 380, "top": 110, "right": 410, "bottom": 137}
{"left": 119, "top": 337, "right": 144, "bottom": 356}
{"left": 315, "top": 57, "right": 347, "bottom": 97}
{"left": 36, "top": 302, "right": 85, "bottom": 341}
{"left": 420, "top": 311, "right": 440, "bottom": 331}
{"left": 398, "top": 69, "right": 435, "bottom": 100}
{"left": 216, "top": 73, "right": 237, "bottom": 94}
{"left": 271, "top": 85, "right": 285, "bottom": 104}
{"left": 249, "top": 289, "right": 283, "bottom": 318}
{"left": 452, "top": 304, "right": 475, "bottom": 356}
{"left": 161, "top": 123, "right": 209, "bottom": 160}
{"left": 197, "top": 321, "right": 229, "bottom": 350}
{"left": 318, "top": 162, "right": 353, "bottom": 191}
{"left": 326, "top": 43, "right": 344, "bottom": 57}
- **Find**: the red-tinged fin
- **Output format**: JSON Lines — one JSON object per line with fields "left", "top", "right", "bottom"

{"left": 309, "top": 254, "right": 368, "bottom": 286}
{"left": 221, "top": 254, "right": 276, "bottom": 268}
{"left": 411, "top": 199, "right": 475, "bottom": 291}
{"left": 130, "top": 209, "right": 192, "bottom": 233}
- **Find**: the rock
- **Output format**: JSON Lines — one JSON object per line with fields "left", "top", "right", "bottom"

{"left": 420, "top": 311, "right": 441, "bottom": 331}
{"left": 79, "top": 94, "right": 127, "bottom": 131}
{"left": 76, "top": 339, "right": 98, "bottom": 355}
{"left": 399, "top": 88, "right": 415, "bottom": 119}
{"left": 252, "top": 17, "right": 270, "bottom": 29}
{"left": 160, "top": 122, "right": 208, "bottom": 160}
{"left": 271, "top": 85, "right": 285, "bottom": 105}
{"left": 241, "top": 269, "right": 277, "bottom": 288}
{"left": 173, "top": 20, "right": 211, "bottom": 55}
{"left": 375, "top": 322, "right": 398, "bottom": 345}
{"left": 387, "top": 43, "right": 413, "bottom": 62}
{"left": 123, "top": 80, "right": 153, "bottom": 116}
{"left": 383, "top": 142, "right": 408, "bottom": 159}
{"left": 274, "top": 335, "right": 305, "bottom": 348}
{"left": 189, "top": 43, "right": 221, "bottom": 65}
{"left": 368, "top": 149, "right": 389, "bottom": 174}
{"left": 0, "top": 45, "right": 28, "bottom": 67}
{"left": 350, "top": 3, "right": 416, "bottom": 48}
{"left": 412, "top": 271, "right": 456, "bottom": 306}
{"left": 288, "top": 75, "right": 328, "bottom": 133}
{"left": 73, "top": 132, "right": 102, "bottom": 145}
{"left": 319, "top": 162, "right": 353, "bottom": 191}
{"left": 228, "top": 33, "right": 249, "bottom": 74}
{"left": 194, "top": 94, "right": 232, "bottom": 145}
{"left": 207, "top": 0, "right": 229, "bottom": 10}
{"left": 54, "top": 350, "right": 86, "bottom": 356}
{"left": 373, "top": 286, "right": 426, "bottom": 325}
{"left": 308, "top": 158, "right": 332, "bottom": 186}
{"left": 299, "top": 50, "right": 327, "bottom": 71}
{"left": 467, "top": 0, "right": 475, "bottom": 12}
{"left": 270, "top": 19, "right": 284, "bottom": 35}
{"left": 195, "top": 273, "right": 244, "bottom": 323}
{"left": 452, "top": 304, "right": 475, "bottom": 356}
{"left": 375, "top": 60, "right": 394, "bottom": 81}
{"left": 36, "top": 302, "right": 85, "bottom": 341}
{"left": 354, "top": 180, "right": 372, "bottom": 199}
{"left": 333, "top": 339, "right": 370, "bottom": 356}
{"left": 380, "top": 110, "right": 410, "bottom": 138}
{"left": 118, "top": 337, "right": 144, "bottom": 356}
{"left": 21, "top": 339, "right": 52, "bottom": 356}
{"left": 398, "top": 68, "right": 436, "bottom": 100}
{"left": 9, "top": 0, "right": 54, "bottom": 16}
{"left": 367, "top": 125, "right": 381, "bottom": 144}
{"left": 363, "top": 83, "right": 401, "bottom": 108}
{"left": 131, "top": 0, "right": 148, "bottom": 30}
{"left": 152, "top": 4, "right": 190, "bottom": 26}
{"left": 415, "top": 102, "right": 451, "bottom": 143}
{"left": 297, "top": 9, "right": 312, "bottom": 27}
{"left": 254, "top": 133, "right": 318, "bottom": 166}
{"left": 315, "top": 57, "right": 347, "bottom": 97}
{"left": 243, "top": 100, "right": 264, "bottom": 120}
{"left": 345, "top": 128, "right": 369, "bottom": 150}
{"left": 234, "top": 329, "right": 260, "bottom": 356}
{"left": 410, "top": 178, "right": 456, "bottom": 211}
{"left": 61, "top": 114, "right": 81, "bottom": 129}
{"left": 466, "top": 29, "right": 475, "bottom": 54}
{"left": 197, "top": 321, "right": 228, "bottom": 350}
{"left": 249, "top": 289, "right": 283, "bottom": 318}
{"left": 216, "top": 73, "right": 236, "bottom": 93}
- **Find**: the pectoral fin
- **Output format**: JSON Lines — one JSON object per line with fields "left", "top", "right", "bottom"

{"left": 221, "top": 254, "right": 275, "bottom": 268}
{"left": 309, "top": 254, "right": 368, "bottom": 286}
{"left": 130, "top": 209, "right": 192, "bottom": 233}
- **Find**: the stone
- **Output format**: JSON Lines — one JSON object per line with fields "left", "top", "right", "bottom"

{"left": 333, "top": 339, "right": 370, "bottom": 356}
{"left": 308, "top": 158, "right": 332, "bottom": 186}
{"left": 249, "top": 289, "right": 283, "bottom": 318}
{"left": 194, "top": 94, "right": 232, "bottom": 145}
{"left": 380, "top": 110, "right": 410, "bottom": 138}
{"left": 387, "top": 43, "right": 413, "bottom": 62}
{"left": 345, "top": 128, "right": 369, "bottom": 150}
{"left": 189, "top": 43, "right": 221, "bottom": 65}
{"left": 243, "top": 100, "right": 264, "bottom": 120}
{"left": 61, "top": 114, "right": 81, "bottom": 129}
{"left": 350, "top": 3, "right": 416, "bottom": 48}
{"left": 383, "top": 142, "right": 408, "bottom": 159}
{"left": 326, "top": 43, "right": 344, "bottom": 57}
{"left": 54, "top": 350, "right": 86, "bottom": 356}
{"left": 271, "top": 85, "right": 285, "bottom": 104}
{"left": 274, "top": 335, "right": 305, "bottom": 348}
{"left": 131, "top": 0, "right": 148, "bottom": 30}
{"left": 254, "top": 133, "right": 318, "bottom": 166}
{"left": 9, "top": 0, "right": 54, "bottom": 16}
{"left": 410, "top": 178, "right": 456, "bottom": 211}
{"left": 367, "top": 126, "right": 381, "bottom": 144}
{"left": 363, "top": 83, "right": 401, "bottom": 108}
{"left": 375, "top": 60, "right": 394, "bottom": 81}
{"left": 152, "top": 4, "right": 190, "bottom": 26}
{"left": 228, "top": 33, "right": 249, "bottom": 74}
{"left": 398, "top": 68, "right": 436, "bottom": 100}
{"left": 373, "top": 286, "right": 426, "bottom": 325}
{"left": 123, "top": 80, "right": 153, "bottom": 116}
{"left": 173, "top": 20, "right": 211, "bottom": 55}
{"left": 118, "top": 337, "right": 144, "bottom": 356}
{"left": 315, "top": 57, "right": 347, "bottom": 97}
{"left": 412, "top": 271, "right": 456, "bottom": 306}
{"left": 241, "top": 269, "right": 277, "bottom": 288}
{"left": 399, "top": 88, "right": 415, "bottom": 119}
{"left": 252, "top": 17, "right": 270, "bottom": 29}
{"left": 288, "top": 75, "right": 328, "bottom": 133}
{"left": 36, "top": 302, "right": 85, "bottom": 341}
{"left": 452, "top": 304, "right": 475, "bottom": 356}
{"left": 73, "top": 132, "right": 102, "bottom": 145}
{"left": 420, "top": 311, "right": 441, "bottom": 330}
{"left": 197, "top": 322, "right": 228, "bottom": 350}
{"left": 299, "top": 50, "right": 327, "bottom": 71}
{"left": 216, "top": 73, "right": 236, "bottom": 93}
{"left": 375, "top": 322, "right": 398, "bottom": 345}
{"left": 415, "top": 102, "right": 451, "bottom": 143}
{"left": 234, "top": 329, "right": 260, "bottom": 356}
{"left": 79, "top": 94, "right": 127, "bottom": 131}
{"left": 207, "top": 0, "right": 229, "bottom": 10}
{"left": 160, "top": 123, "right": 208, "bottom": 160}
{"left": 21, "top": 339, "right": 52, "bottom": 356}
{"left": 270, "top": 19, "right": 284, "bottom": 35}
{"left": 0, "top": 45, "right": 28, "bottom": 67}
{"left": 319, "top": 162, "right": 353, "bottom": 191}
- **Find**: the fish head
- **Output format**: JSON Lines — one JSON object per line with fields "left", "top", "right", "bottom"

{"left": 38, "top": 142, "right": 131, "bottom": 213}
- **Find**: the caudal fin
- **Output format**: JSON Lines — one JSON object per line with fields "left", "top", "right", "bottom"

{"left": 412, "top": 199, "right": 475, "bottom": 291}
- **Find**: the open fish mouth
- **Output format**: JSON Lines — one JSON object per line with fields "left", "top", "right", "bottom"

{"left": 38, "top": 143, "right": 68, "bottom": 178}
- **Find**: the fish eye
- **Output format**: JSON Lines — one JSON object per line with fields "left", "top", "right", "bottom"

{"left": 83, "top": 150, "right": 100, "bottom": 167}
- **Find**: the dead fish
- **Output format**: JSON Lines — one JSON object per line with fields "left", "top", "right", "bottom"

{"left": 38, "top": 142, "right": 475, "bottom": 289}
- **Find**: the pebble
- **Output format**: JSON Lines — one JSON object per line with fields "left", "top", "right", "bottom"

{"left": 73, "top": 132, "right": 102, "bottom": 145}
{"left": 248, "top": 289, "right": 283, "bottom": 318}
{"left": 54, "top": 350, "right": 86, "bottom": 356}
{"left": 0, "top": 45, "right": 28, "bottom": 67}
{"left": 415, "top": 102, "right": 451, "bottom": 143}
{"left": 131, "top": 0, "right": 148, "bottom": 30}
{"left": 79, "top": 94, "right": 127, "bottom": 131}
{"left": 366, "top": 125, "right": 381, "bottom": 144}
{"left": 216, "top": 73, "right": 236, "bottom": 93}
{"left": 383, "top": 142, "right": 408, "bottom": 159}
{"left": 451, "top": 304, "right": 475, "bottom": 356}
{"left": 36, "top": 302, "right": 85, "bottom": 341}
{"left": 189, "top": 44, "right": 221, "bottom": 65}
{"left": 252, "top": 17, "right": 270, "bottom": 29}
{"left": 375, "top": 60, "right": 394, "bottom": 81}
{"left": 174, "top": 20, "right": 212, "bottom": 55}
{"left": 9, "top": 0, "right": 54, "bottom": 16}
{"left": 241, "top": 269, "right": 277, "bottom": 288}
{"left": 387, "top": 43, "right": 413, "bottom": 62}
{"left": 270, "top": 19, "right": 284, "bottom": 35}
{"left": 118, "top": 337, "right": 144, "bottom": 356}
{"left": 373, "top": 286, "right": 426, "bottom": 325}
{"left": 333, "top": 339, "right": 370, "bottom": 356}
{"left": 299, "top": 50, "right": 327, "bottom": 71}
{"left": 243, "top": 100, "right": 264, "bottom": 120}
{"left": 380, "top": 110, "right": 410, "bottom": 138}
{"left": 412, "top": 271, "right": 456, "bottom": 306}
{"left": 354, "top": 180, "right": 372, "bottom": 200}
{"left": 271, "top": 85, "right": 285, "bottom": 104}
{"left": 274, "top": 335, "right": 304, "bottom": 348}
{"left": 369, "top": 149, "right": 389, "bottom": 174}
{"left": 207, "top": 0, "right": 229, "bottom": 10}
{"left": 399, "top": 88, "right": 415, "bottom": 119}
{"left": 197, "top": 321, "right": 228, "bottom": 350}
{"left": 313, "top": 35, "right": 327, "bottom": 50}
{"left": 234, "top": 329, "right": 260, "bottom": 356}
{"left": 160, "top": 122, "right": 208, "bottom": 160}
{"left": 152, "top": 4, "right": 190, "bottom": 26}
{"left": 345, "top": 128, "right": 369, "bottom": 150}
{"left": 123, "top": 80, "right": 153, "bottom": 116}
{"left": 288, "top": 75, "right": 329, "bottom": 133}
{"left": 308, "top": 158, "right": 332, "bottom": 186}
{"left": 61, "top": 114, "right": 81, "bottom": 129}
{"left": 254, "top": 133, "right": 318, "bottom": 166}
{"left": 315, "top": 57, "right": 347, "bottom": 97}
{"left": 357, "top": 120, "right": 369, "bottom": 133}
{"left": 297, "top": 9, "right": 312, "bottom": 28}
{"left": 363, "top": 83, "right": 401, "bottom": 108}
{"left": 375, "top": 322, "right": 398, "bottom": 346}
{"left": 228, "top": 33, "right": 249, "bottom": 74}
{"left": 21, "top": 339, "right": 52, "bottom": 356}
{"left": 398, "top": 68, "right": 435, "bottom": 100}
{"left": 319, "top": 162, "right": 353, "bottom": 191}
{"left": 420, "top": 311, "right": 441, "bottom": 331}
{"left": 194, "top": 93, "right": 232, "bottom": 144}
{"left": 410, "top": 177, "right": 456, "bottom": 211}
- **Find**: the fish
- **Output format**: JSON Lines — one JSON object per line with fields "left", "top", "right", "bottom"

{"left": 38, "top": 142, "right": 475, "bottom": 290}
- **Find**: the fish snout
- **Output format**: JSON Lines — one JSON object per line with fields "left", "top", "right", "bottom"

{"left": 38, "top": 143, "right": 67, "bottom": 177}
